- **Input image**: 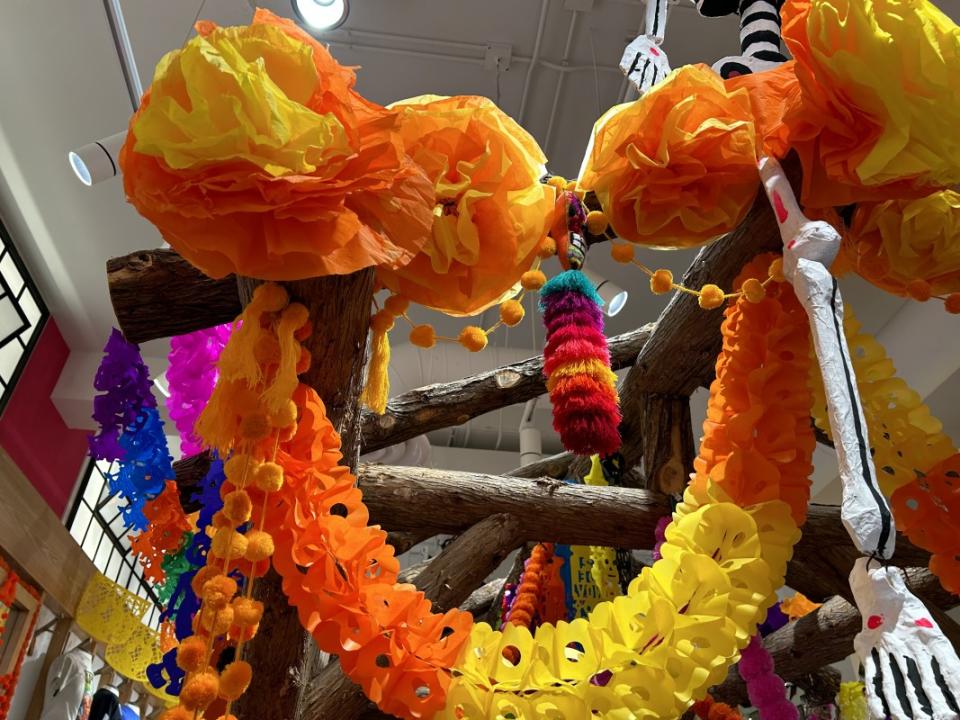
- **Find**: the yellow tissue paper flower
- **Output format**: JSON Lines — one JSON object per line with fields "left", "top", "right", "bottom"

{"left": 840, "top": 190, "right": 960, "bottom": 301}
{"left": 783, "top": 0, "right": 960, "bottom": 205}
{"left": 377, "top": 95, "right": 554, "bottom": 316}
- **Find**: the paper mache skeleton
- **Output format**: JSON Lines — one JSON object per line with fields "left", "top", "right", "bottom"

{"left": 759, "top": 156, "right": 960, "bottom": 720}
{"left": 620, "top": 0, "right": 787, "bottom": 95}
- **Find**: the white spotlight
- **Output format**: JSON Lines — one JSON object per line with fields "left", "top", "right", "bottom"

{"left": 68, "top": 131, "right": 127, "bottom": 187}
{"left": 582, "top": 268, "right": 629, "bottom": 317}
{"left": 293, "top": 0, "right": 349, "bottom": 31}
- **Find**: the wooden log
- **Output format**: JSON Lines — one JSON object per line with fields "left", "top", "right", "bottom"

{"left": 359, "top": 467, "right": 938, "bottom": 602}
{"left": 638, "top": 393, "right": 696, "bottom": 494}
{"left": 300, "top": 514, "right": 525, "bottom": 720}
{"left": 0, "top": 449, "right": 97, "bottom": 615}
{"left": 462, "top": 578, "right": 506, "bottom": 618}
{"left": 360, "top": 464, "right": 668, "bottom": 549}
{"left": 106, "top": 249, "right": 241, "bottom": 344}
{"left": 235, "top": 270, "right": 376, "bottom": 720}
{"left": 359, "top": 325, "right": 655, "bottom": 455}
{"left": 711, "top": 568, "right": 958, "bottom": 704}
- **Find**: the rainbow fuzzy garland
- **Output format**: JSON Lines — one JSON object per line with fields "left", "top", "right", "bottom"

{"left": 540, "top": 269, "right": 621, "bottom": 456}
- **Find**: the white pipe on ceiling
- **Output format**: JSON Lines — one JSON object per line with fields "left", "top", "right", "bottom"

{"left": 518, "top": 0, "right": 551, "bottom": 122}
{"left": 543, "top": 11, "right": 581, "bottom": 155}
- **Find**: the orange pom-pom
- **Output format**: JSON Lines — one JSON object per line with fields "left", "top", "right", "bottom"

{"left": 294, "top": 318, "right": 313, "bottom": 341}
{"left": 564, "top": 180, "right": 578, "bottom": 192}
{"left": 244, "top": 530, "right": 275, "bottom": 562}
{"left": 175, "top": 635, "right": 208, "bottom": 673}
{"left": 190, "top": 566, "right": 220, "bottom": 597}
{"left": 180, "top": 669, "right": 220, "bottom": 711}
{"left": 269, "top": 400, "right": 298, "bottom": 429}
{"left": 239, "top": 412, "right": 271, "bottom": 441}
{"left": 253, "top": 283, "right": 289, "bottom": 313}
{"left": 229, "top": 623, "right": 258, "bottom": 643}
{"left": 383, "top": 295, "right": 410, "bottom": 317}
{"left": 211, "top": 529, "right": 248, "bottom": 560}
{"left": 254, "top": 462, "right": 284, "bottom": 493}
{"left": 224, "top": 454, "right": 258, "bottom": 487}
{"left": 650, "top": 269, "right": 673, "bottom": 294}
{"left": 499, "top": 300, "right": 525, "bottom": 327}
{"left": 232, "top": 597, "right": 264, "bottom": 627}
{"left": 586, "top": 210, "right": 609, "bottom": 235}
{"left": 907, "top": 279, "right": 932, "bottom": 301}
{"left": 218, "top": 661, "right": 253, "bottom": 701}
{"left": 296, "top": 347, "right": 312, "bottom": 374}
{"left": 202, "top": 575, "right": 238, "bottom": 609}
{"left": 946, "top": 293, "right": 960, "bottom": 314}
{"left": 159, "top": 708, "right": 193, "bottom": 720}
{"left": 538, "top": 237, "right": 557, "bottom": 258}
{"left": 611, "top": 244, "right": 634, "bottom": 264}
{"left": 768, "top": 257, "right": 785, "bottom": 283}
{"left": 521, "top": 270, "right": 547, "bottom": 291}
{"left": 547, "top": 176, "right": 567, "bottom": 189}
{"left": 458, "top": 326, "right": 488, "bottom": 352}
{"left": 698, "top": 284, "right": 725, "bottom": 309}
{"left": 741, "top": 278, "right": 765, "bottom": 303}
{"left": 222, "top": 490, "right": 252, "bottom": 524}
{"left": 409, "top": 324, "right": 436, "bottom": 349}
{"left": 200, "top": 605, "right": 234, "bottom": 635}
{"left": 282, "top": 302, "right": 309, "bottom": 329}
{"left": 370, "top": 309, "right": 395, "bottom": 334}
{"left": 211, "top": 511, "right": 233, "bottom": 528}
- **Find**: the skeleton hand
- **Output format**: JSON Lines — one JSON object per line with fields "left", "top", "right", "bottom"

{"left": 619, "top": 35, "right": 671, "bottom": 95}
{"left": 851, "top": 558, "right": 960, "bottom": 719}
{"left": 758, "top": 156, "right": 895, "bottom": 559}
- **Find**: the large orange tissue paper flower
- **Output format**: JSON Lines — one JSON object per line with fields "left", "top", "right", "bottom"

{"left": 121, "top": 10, "right": 434, "bottom": 281}
{"left": 579, "top": 65, "right": 760, "bottom": 250}
{"left": 782, "top": 0, "right": 960, "bottom": 207}
{"left": 375, "top": 95, "right": 555, "bottom": 316}
{"left": 839, "top": 190, "right": 960, "bottom": 300}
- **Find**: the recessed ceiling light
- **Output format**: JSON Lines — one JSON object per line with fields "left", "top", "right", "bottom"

{"left": 292, "top": 0, "right": 349, "bottom": 31}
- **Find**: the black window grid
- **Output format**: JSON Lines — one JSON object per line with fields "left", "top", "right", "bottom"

{"left": 0, "top": 216, "right": 49, "bottom": 416}
{"left": 65, "top": 459, "right": 164, "bottom": 628}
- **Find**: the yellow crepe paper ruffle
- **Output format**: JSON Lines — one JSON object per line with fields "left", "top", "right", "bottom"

{"left": 838, "top": 681, "right": 869, "bottom": 720}
{"left": 782, "top": 0, "right": 960, "bottom": 206}
{"left": 809, "top": 305, "right": 956, "bottom": 496}
{"left": 839, "top": 190, "right": 960, "bottom": 302}
{"left": 579, "top": 64, "right": 760, "bottom": 250}
{"left": 121, "top": 10, "right": 434, "bottom": 281}
{"left": 376, "top": 95, "right": 554, "bottom": 316}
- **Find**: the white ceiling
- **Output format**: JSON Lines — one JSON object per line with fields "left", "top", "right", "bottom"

{"left": 0, "top": 0, "right": 958, "bottom": 471}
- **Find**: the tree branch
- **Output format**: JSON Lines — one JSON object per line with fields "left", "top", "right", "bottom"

{"left": 711, "top": 568, "right": 958, "bottom": 706}
{"left": 359, "top": 324, "right": 655, "bottom": 455}
{"left": 106, "top": 249, "right": 240, "bottom": 344}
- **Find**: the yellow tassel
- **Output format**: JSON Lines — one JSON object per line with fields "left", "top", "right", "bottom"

{"left": 260, "top": 303, "right": 308, "bottom": 415}
{"left": 196, "top": 379, "right": 259, "bottom": 453}
{"left": 361, "top": 311, "right": 394, "bottom": 414}
{"left": 218, "top": 284, "right": 289, "bottom": 387}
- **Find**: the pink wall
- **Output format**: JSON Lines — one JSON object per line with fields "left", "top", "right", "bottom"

{"left": 0, "top": 319, "right": 89, "bottom": 516}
